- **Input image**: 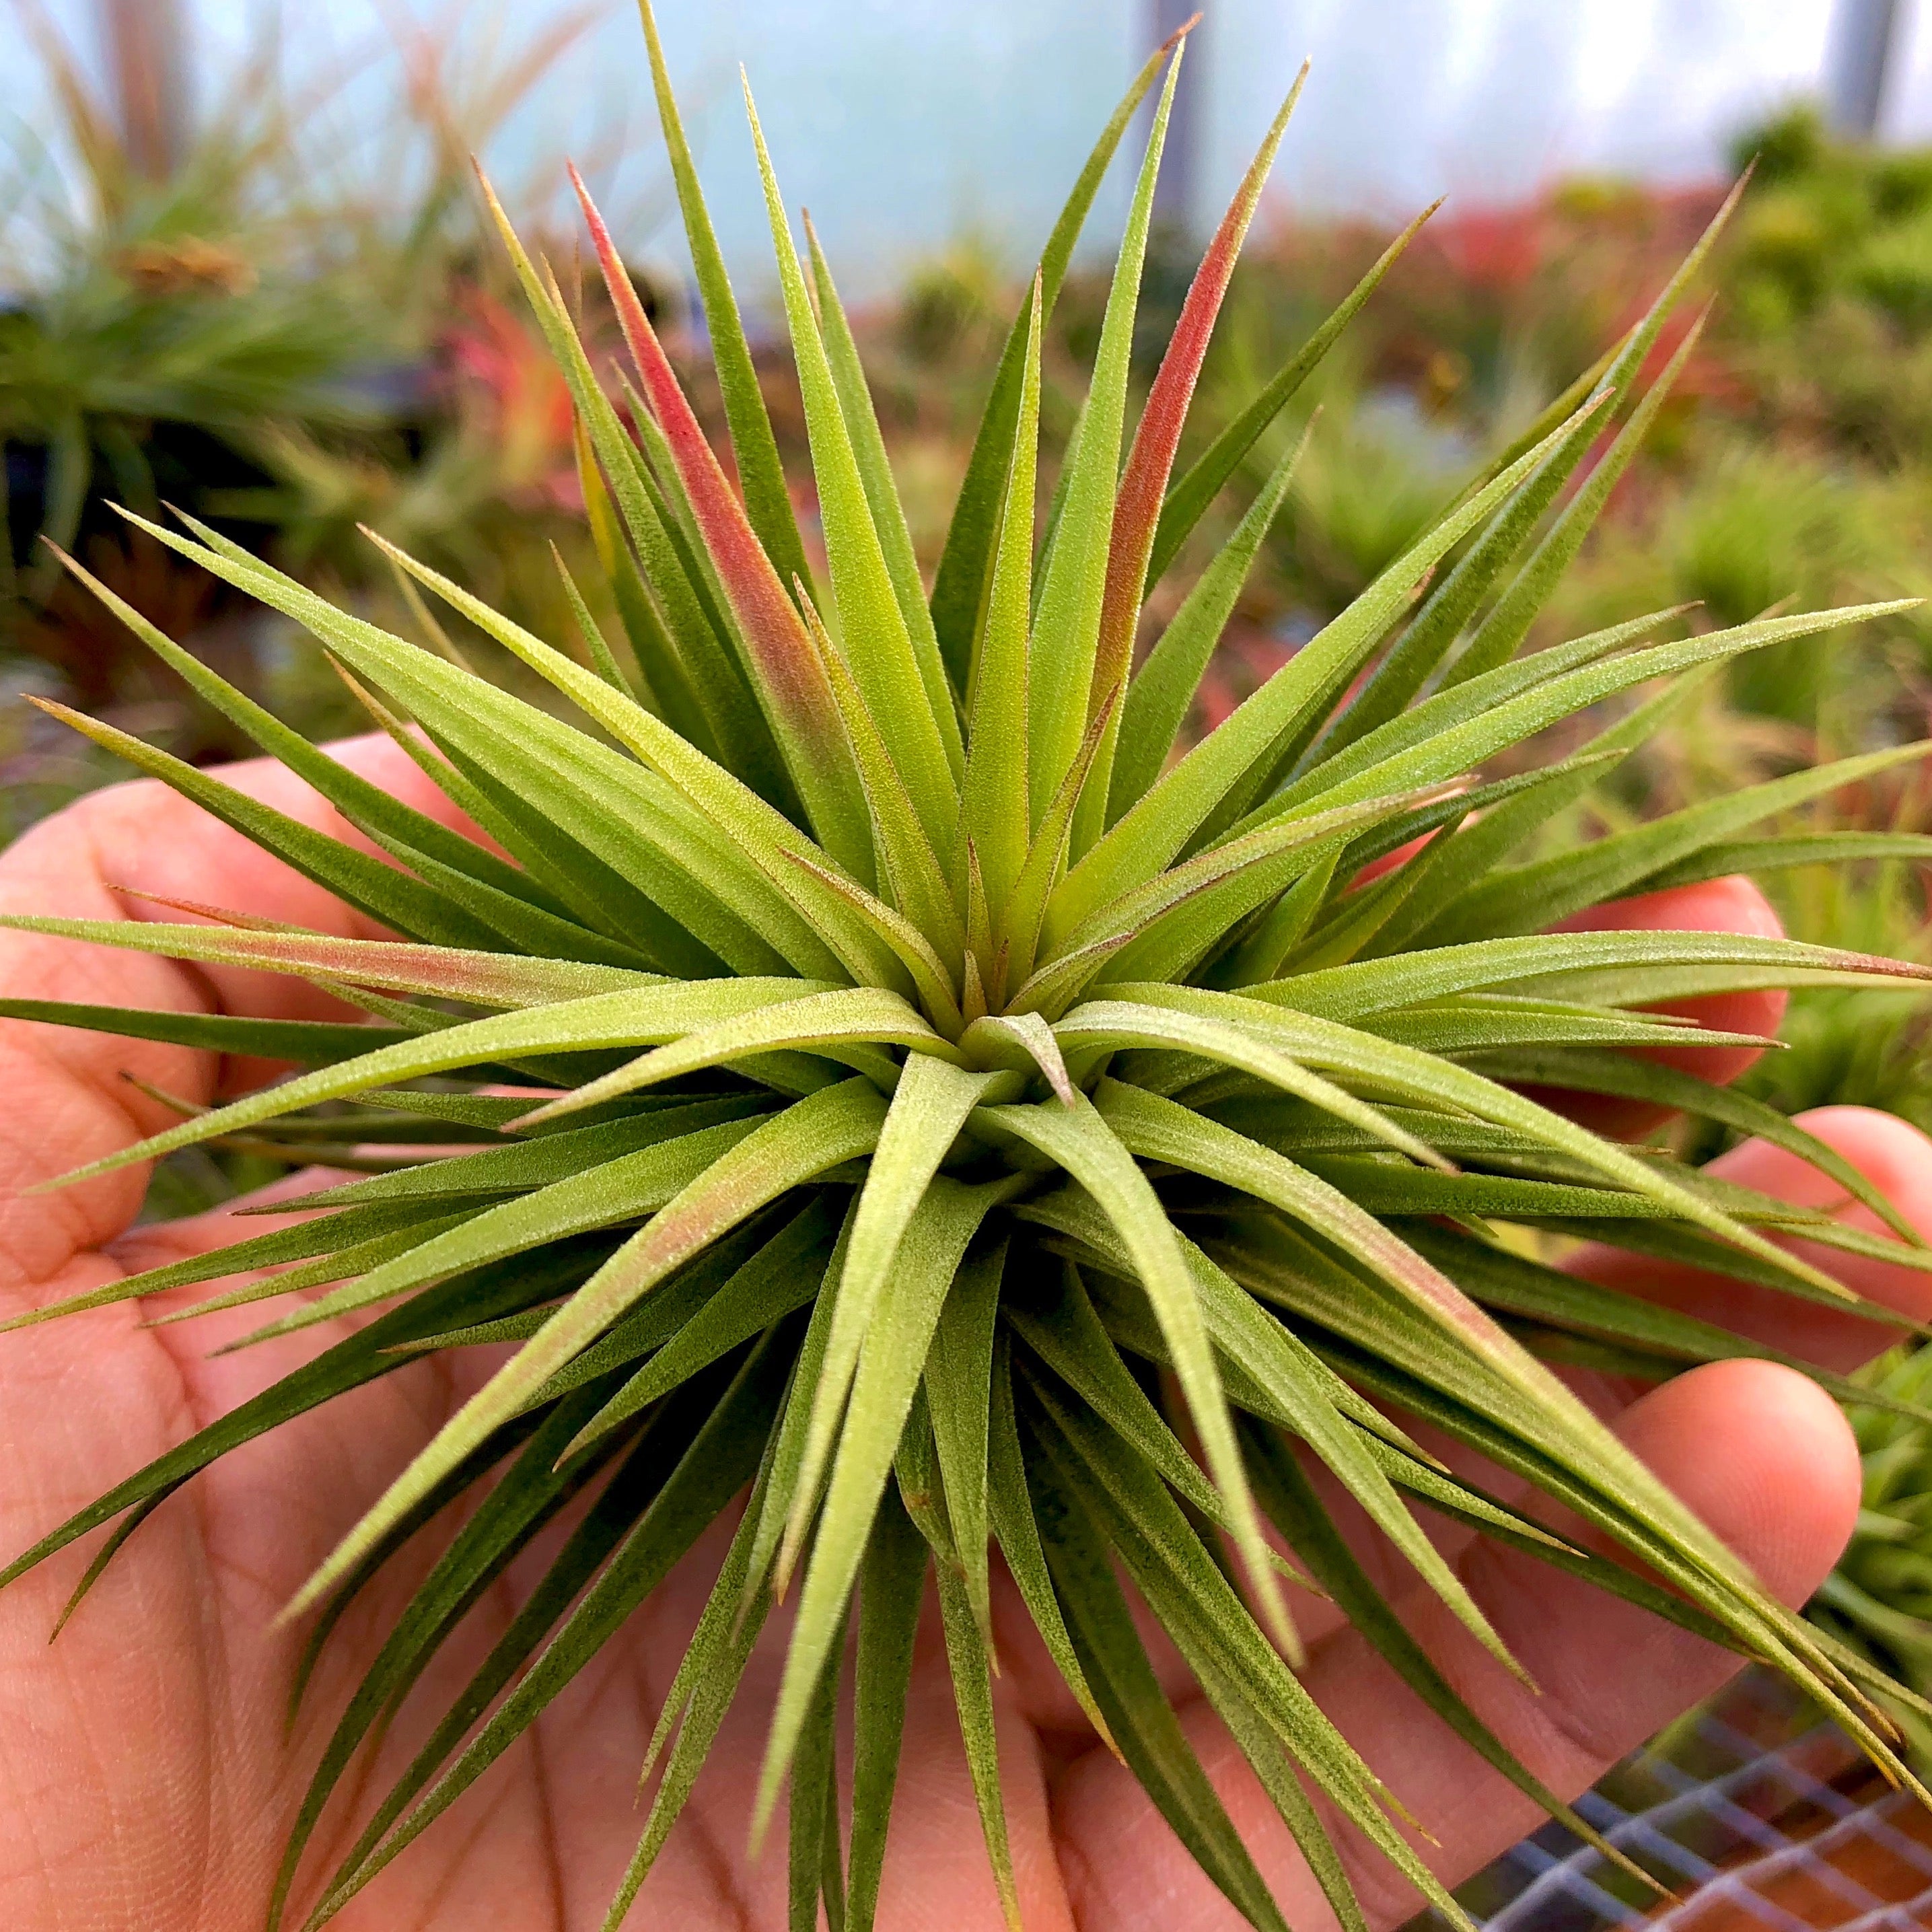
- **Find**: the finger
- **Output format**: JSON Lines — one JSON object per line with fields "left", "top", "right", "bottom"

{"left": 0, "top": 734, "right": 475, "bottom": 1286}
{"left": 1571, "top": 1103, "right": 1932, "bottom": 1372}
{"left": 1013, "top": 1086, "right": 1932, "bottom": 1745}
{"left": 1316, "top": 1102, "right": 1932, "bottom": 1643}
{"left": 1540, "top": 876, "right": 1787, "bottom": 1137}
{"left": 4, "top": 728, "right": 478, "bottom": 1022}
{"left": 1266, "top": 1102, "right": 1932, "bottom": 1670}
{"left": 1054, "top": 1358, "right": 1861, "bottom": 1931}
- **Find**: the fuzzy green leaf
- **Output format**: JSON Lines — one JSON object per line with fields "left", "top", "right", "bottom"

{"left": 781, "top": 1057, "right": 1020, "bottom": 1586}
{"left": 1110, "top": 422, "right": 1309, "bottom": 826}
{"left": 847, "top": 1484, "right": 928, "bottom": 1932}
{"left": 973, "top": 1091, "right": 1291, "bottom": 1647}
{"left": 1027, "top": 47, "right": 1182, "bottom": 823}
{"left": 962, "top": 281, "right": 1043, "bottom": 920}
{"left": 746, "top": 91, "right": 959, "bottom": 854}
{"left": 928, "top": 36, "right": 1178, "bottom": 692}
{"left": 758, "top": 1175, "right": 1014, "bottom": 1836}
{"left": 561, "top": 1196, "right": 838, "bottom": 1462}
{"left": 1024, "top": 1442, "right": 1295, "bottom": 1932}
{"left": 1053, "top": 406, "right": 1599, "bottom": 936}
{"left": 924, "top": 1235, "right": 1008, "bottom": 1644}
{"left": 1147, "top": 200, "right": 1438, "bottom": 591}
{"left": 303, "top": 1338, "right": 789, "bottom": 1926}
{"left": 637, "top": 0, "right": 812, "bottom": 597}
{"left": 40, "top": 978, "right": 821, "bottom": 1188}
{"left": 1076, "top": 64, "right": 1307, "bottom": 853}
{"left": 1437, "top": 741, "right": 1932, "bottom": 945}
{"left": 285, "top": 1080, "right": 888, "bottom": 1621}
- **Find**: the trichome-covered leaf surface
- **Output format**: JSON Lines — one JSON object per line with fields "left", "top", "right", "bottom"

{"left": 8, "top": 6, "right": 1932, "bottom": 1927}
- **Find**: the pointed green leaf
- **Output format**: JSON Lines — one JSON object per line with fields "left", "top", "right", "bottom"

{"left": 0, "top": 997, "right": 413, "bottom": 1069}
{"left": 0, "top": 913, "right": 647, "bottom": 1010}
{"left": 804, "top": 211, "right": 964, "bottom": 777}
{"left": 1445, "top": 311, "right": 1710, "bottom": 695}
{"left": 789, "top": 1606, "right": 848, "bottom": 1932}
{"left": 925, "top": 1236, "right": 1007, "bottom": 1645}
{"left": 38, "top": 978, "right": 820, "bottom": 1188}
{"left": 1054, "top": 404, "right": 1602, "bottom": 936}
{"left": 565, "top": 170, "right": 875, "bottom": 881}
{"left": 758, "top": 1176, "right": 1013, "bottom": 1835}
{"left": 847, "top": 1482, "right": 927, "bottom": 1932}
{"left": 929, "top": 36, "right": 1178, "bottom": 692}
{"left": 0, "top": 1243, "right": 600, "bottom": 1594}
{"left": 222, "top": 1116, "right": 771, "bottom": 1353}
{"left": 781, "top": 1057, "right": 1019, "bottom": 1586}
{"left": 358, "top": 527, "right": 877, "bottom": 985}
{"left": 743, "top": 90, "right": 958, "bottom": 854}
{"left": 1438, "top": 740, "right": 1932, "bottom": 945}
{"left": 1031, "top": 1380, "right": 1474, "bottom": 1925}
{"left": 561, "top": 1196, "right": 838, "bottom": 1462}
{"left": 302, "top": 1338, "right": 790, "bottom": 1925}
{"left": 1061, "top": 1003, "right": 1450, "bottom": 1170}
{"left": 972, "top": 1091, "right": 1291, "bottom": 1647}
{"left": 512, "top": 987, "right": 954, "bottom": 1131}
{"left": 285, "top": 1081, "right": 888, "bottom": 1620}
{"left": 796, "top": 590, "right": 966, "bottom": 962}
{"left": 1110, "top": 421, "right": 1309, "bottom": 826}
{"left": 1023, "top": 1443, "right": 1293, "bottom": 1932}
{"left": 30, "top": 699, "right": 506, "bottom": 954}
{"left": 1077, "top": 63, "right": 1306, "bottom": 853}
{"left": 271, "top": 1383, "right": 619, "bottom": 1929}
{"left": 1028, "top": 46, "right": 1183, "bottom": 824}
{"left": 51, "top": 544, "right": 593, "bottom": 933}
{"left": 637, "top": 0, "right": 811, "bottom": 595}
{"left": 962, "top": 281, "right": 1043, "bottom": 919}
{"left": 1239, "top": 1419, "right": 1650, "bottom": 1896}
{"left": 1148, "top": 201, "right": 1439, "bottom": 589}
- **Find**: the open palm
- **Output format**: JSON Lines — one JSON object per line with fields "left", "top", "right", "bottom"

{"left": 0, "top": 738, "right": 1925, "bottom": 1932}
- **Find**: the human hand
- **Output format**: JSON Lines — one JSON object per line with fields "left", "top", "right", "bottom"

{"left": 0, "top": 741, "right": 1923, "bottom": 1931}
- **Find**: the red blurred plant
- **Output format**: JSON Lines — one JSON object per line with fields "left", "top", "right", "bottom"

{"left": 439, "top": 286, "right": 581, "bottom": 512}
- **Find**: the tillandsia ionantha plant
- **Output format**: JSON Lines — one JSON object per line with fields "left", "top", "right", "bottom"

{"left": 11, "top": 6, "right": 1932, "bottom": 1929}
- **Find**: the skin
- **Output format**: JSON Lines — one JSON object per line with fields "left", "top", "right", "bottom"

{"left": 0, "top": 740, "right": 1925, "bottom": 1931}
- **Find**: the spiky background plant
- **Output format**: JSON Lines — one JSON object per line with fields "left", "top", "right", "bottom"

{"left": 8, "top": 9, "right": 1932, "bottom": 1930}
{"left": 1810, "top": 1345, "right": 1932, "bottom": 1773}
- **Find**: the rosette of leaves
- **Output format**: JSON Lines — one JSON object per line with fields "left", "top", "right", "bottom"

{"left": 7, "top": 10, "right": 1932, "bottom": 1931}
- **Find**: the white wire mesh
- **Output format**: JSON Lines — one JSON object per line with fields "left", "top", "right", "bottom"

{"left": 1418, "top": 1674, "right": 1932, "bottom": 1931}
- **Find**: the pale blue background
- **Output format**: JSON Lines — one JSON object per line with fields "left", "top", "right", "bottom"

{"left": 8, "top": 2, "right": 1932, "bottom": 303}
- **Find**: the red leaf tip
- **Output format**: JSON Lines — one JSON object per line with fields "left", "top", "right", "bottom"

{"left": 1161, "top": 11, "right": 1203, "bottom": 50}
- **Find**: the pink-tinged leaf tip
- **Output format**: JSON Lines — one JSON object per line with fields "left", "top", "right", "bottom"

{"left": 567, "top": 165, "right": 816, "bottom": 715}
{"left": 1090, "top": 66, "right": 1305, "bottom": 718}
{"left": 567, "top": 162, "right": 864, "bottom": 858}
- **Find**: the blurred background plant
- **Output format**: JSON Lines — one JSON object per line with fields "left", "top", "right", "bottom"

{"left": 0, "top": 0, "right": 654, "bottom": 828}
{"left": 1805, "top": 1341, "right": 1932, "bottom": 1773}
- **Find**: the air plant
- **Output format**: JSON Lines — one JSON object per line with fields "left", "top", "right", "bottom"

{"left": 8, "top": 8, "right": 1932, "bottom": 1930}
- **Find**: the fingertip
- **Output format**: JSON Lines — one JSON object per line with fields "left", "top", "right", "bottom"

{"left": 1556, "top": 874, "right": 1786, "bottom": 944}
{"left": 1542, "top": 878, "right": 1788, "bottom": 1133}
{"left": 1791, "top": 1106, "right": 1932, "bottom": 1234}
{"left": 1709, "top": 1104, "right": 1932, "bottom": 1212}
{"left": 1615, "top": 1358, "right": 1861, "bottom": 1608}
{"left": 1699, "top": 1104, "right": 1932, "bottom": 1343}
